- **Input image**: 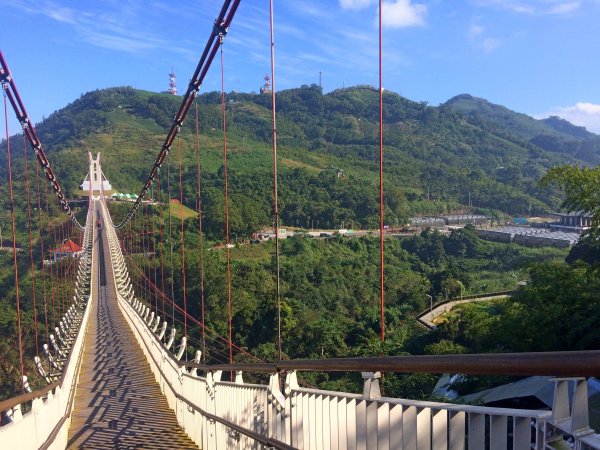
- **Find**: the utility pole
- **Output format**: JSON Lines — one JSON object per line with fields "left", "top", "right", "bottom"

{"left": 319, "top": 71, "right": 322, "bottom": 90}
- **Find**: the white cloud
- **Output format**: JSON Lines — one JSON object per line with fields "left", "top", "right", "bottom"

{"left": 481, "top": 37, "right": 501, "bottom": 52}
{"left": 548, "top": 1, "right": 580, "bottom": 14}
{"left": 340, "top": 0, "right": 374, "bottom": 9}
{"left": 473, "top": 0, "right": 581, "bottom": 16}
{"left": 47, "top": 6, "right": 77, "bottom": 24}
{"left": 540, "top": 102, "right": 600, "bottom": 133}
{"left": 468, "top": 23, "right": 485, "bottom": 38}
{"left": 467, "top": 21, "right": 501, "bottom": 53}
{"left": 339, "top": 0, "right": 426, "bottom": 27}
{"left": 381, "top": 0, "right": 427, "bottom": 28}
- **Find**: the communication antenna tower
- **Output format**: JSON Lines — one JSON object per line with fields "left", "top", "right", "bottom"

{"left": 168, "top": 66, "right": 177, "bottom": 95}
{"left": 260, "top": 74, "right": 271, "bottom": 94}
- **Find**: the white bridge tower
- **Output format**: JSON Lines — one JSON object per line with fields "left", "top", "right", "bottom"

{"left": 80, "top": 152, "right": 112, "bottom": 199}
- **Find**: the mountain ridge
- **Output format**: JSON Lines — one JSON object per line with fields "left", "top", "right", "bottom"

{"left": 2, "top": 85, "right": 598, "bottom": 236}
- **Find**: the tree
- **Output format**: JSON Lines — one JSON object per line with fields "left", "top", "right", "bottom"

{"left": 541, "top": 165, "right": 600, "bottom": 231}
{"left": 541, "top": 165, "right": 600, "bottom": 263}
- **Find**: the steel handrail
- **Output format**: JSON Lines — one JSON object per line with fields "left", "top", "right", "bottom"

{"left": 179, "top": 350, "right": 600, "bottom": 377}
{"left": 0, "top": 218, "right": 94, "bottom": 421}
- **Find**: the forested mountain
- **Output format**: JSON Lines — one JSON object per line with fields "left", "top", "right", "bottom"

{"left": 444, "top": 93, "right": 600, "bottom": 164}
{"left": 2, "top": 85, "right": 598, "bottom": 235}
{"left": 1, "top": 85, "right": 599, "bottom": 400}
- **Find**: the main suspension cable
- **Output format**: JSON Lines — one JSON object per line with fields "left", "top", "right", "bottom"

{"left": 112, "top": 0, "right": 241, "bottom": 229}
{"left": 0, "top": 51, "right": 83, "bottom": 228}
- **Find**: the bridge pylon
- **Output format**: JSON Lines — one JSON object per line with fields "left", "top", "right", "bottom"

{"left": 80, "top": 152, "right": 112, "bottom": 199}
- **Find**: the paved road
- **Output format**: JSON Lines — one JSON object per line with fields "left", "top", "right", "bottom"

{"left": 418, "top": 294, "right": 510, "bottom": 329}
{"left": 67, "top": 209, "right": 197, "bottom": 449}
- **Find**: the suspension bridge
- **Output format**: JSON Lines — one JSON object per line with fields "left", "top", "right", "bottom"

{"left": 1, "top": 1, "right": 600, "bottom": 448}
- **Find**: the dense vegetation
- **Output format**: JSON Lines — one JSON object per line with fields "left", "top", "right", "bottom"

{"left": 1, "top": 85, "right": 600, "bottom": 401}
{"left": 112, "top": 203, "right": 569, "bottom": 396}
{"left": 4, "top": 84, "right": 600, "bottom": 235}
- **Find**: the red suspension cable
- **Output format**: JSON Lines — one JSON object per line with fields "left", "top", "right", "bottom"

{"left": 151, "top": 186, "right": 158, "bottom": 314}
{"left": 195, "top": 102, "right": 207, "bottom": 362}
{"left": 35, "top": 153, "right": 49, "bottom": 343}
{"left": 167, "top": 156, "right": 175, "bottom": 327}
{"left": 158, "top": 173, "right": 167, "bottom": 320}
{"left": 4, "top": 87, "right": 25, "bottom": 392}
{"left": 220, "top": 43, "right": 233, "bottom": 365}
{"left": 143, "top": 201, "right": 149, "bottom": 303}
{"left": 378, "top": 0, "right": 386, "bottom": 348}
{"left": 45, "top": 181, "right": 56, "bottom": 329}
{"left": 127, "top": 256, "right": 262, "bottom": 362}
{"left": 51, "top": 199, "right": 62, "bottom": 319}
{"left": 177, "top": 137, "right": 188, "bottom": 337}
{"left": 269, "top": 0, "right": 282, "bottom": 361}
{"left": 23, "top": 135, "right": 39, "bottom": 355}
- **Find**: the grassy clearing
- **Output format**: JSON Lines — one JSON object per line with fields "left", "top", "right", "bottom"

{"left": 169, "top": 203, "right": 198, "bottom": 220}
{"left": 230, "top": 242, "right": 272, "bottom": 261}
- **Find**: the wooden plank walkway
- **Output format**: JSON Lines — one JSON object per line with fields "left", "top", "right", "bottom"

{"left": 67, "top": 218, "right": 198, "bottom": 449}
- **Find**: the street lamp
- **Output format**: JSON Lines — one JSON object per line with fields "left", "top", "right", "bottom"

{"left": 426, "top": 294, "right": 433, "bottom": 313}
{"left": 457, "top": 281, "right": 464, "bottom": 301}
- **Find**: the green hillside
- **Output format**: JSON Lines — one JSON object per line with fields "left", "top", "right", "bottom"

{"left": 444, "top": 93, "right": 600, "bottom": 164}
{"left": 0, "top": 86, "right": 600, "bottom": 237}
{"left": 1, "top": 86, "right": 600, "bottom": 400}
{"left": 2, "top": 84, "right": 598, "bottom": 237}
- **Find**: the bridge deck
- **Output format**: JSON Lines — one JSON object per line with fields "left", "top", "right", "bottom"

{"left": 67, "top": 219, "right": 198, "bottom": 449}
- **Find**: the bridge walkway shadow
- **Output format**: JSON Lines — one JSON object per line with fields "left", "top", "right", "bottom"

{"left": 67, "top": 220, "right": 198, "bottom": 449}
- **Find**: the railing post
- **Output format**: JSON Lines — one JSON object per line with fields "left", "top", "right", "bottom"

{"left": 546, "top": 377, "right": 600, "bottom": 448}
{"left": 571, "top": 378, "right": 590, "bottom": 432}
{"left": 362, "top": 371, "right": 381, "bottom": 399}
{"left": 5, "top": 404, "right": 23, "bottom": 424}
{"left": 551, "top": 377, "right": 591, "bottom": 433}
{"left": 268, "top": 372, "right": 286, "bottom": 442}
{"left": 284, "top": 370, "right": 299, "bottom": 445}
{"left": 234, "top": 370, "right": 243, "bottom": 384}
{"left": 205, "top": 370, "right": 221, "bottom": 450}
{"left": 190, "top": 350, "right": 201, "bottom": 377}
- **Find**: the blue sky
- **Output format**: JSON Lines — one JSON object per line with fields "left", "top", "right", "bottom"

{"left": 2, "top": 0, "right": 600, "bottom": 135}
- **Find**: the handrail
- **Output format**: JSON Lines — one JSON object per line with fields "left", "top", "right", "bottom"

{"left": 110, "top": 229, "right": 599, "bottom": 379}
{"left": 179, "top": 350, "right": 600, "bottom": 377}
{"left": 109, "top": 245, "right": 294, "bottom": 449}
{"left": 114, "top": 263, "right": 598, "bottom": 379}
{"left": 0, "top": 381, "right": 60, "bottom": 413}
{"left": 0, "top": 285, "right": 90, "bottom": 413}
{"left": 0, "top": 212, "right": 94, "bottom": 420}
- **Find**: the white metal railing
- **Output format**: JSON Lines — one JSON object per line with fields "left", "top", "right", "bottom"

{"left": 0, "top": 202, "right": 96, "bottom": 449}
{"left": 101, "top": 201, "right": 600, "bottom": 450}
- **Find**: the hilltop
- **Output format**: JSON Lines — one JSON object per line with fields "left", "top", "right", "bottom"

{"left": 444, "top": 93, "right": 600, "bottom": 163}
{"left": 2, "top": 85, "right": 598, "bottom": 236}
